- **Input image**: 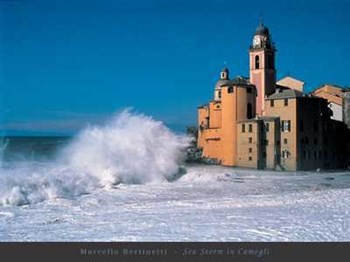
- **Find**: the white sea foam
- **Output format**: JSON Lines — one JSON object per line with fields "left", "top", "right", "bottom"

{"left": 59, "top": 110, "right": 190, "bottom": 186}
{"left": 0, "top": 110, "right": 191, "bottom": 206}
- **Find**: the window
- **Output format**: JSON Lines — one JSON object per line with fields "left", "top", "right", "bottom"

{"left": 248, "top": 156, "right": 252, "bottom": 161}
{"left": 314, "top": 138, "right": 318, "bottom": 145}
{"left": 270, "top": 100, "right": 274, "bottom": 107}
{"left": 249, "top": 147, "right": 252, "bottom": 153}
{"left": 314, "top": 151, "right": 317, "bottom": 160}
{"left": 242, "top": 124, "right": 245, "bottom": 133}
{"left": 249, "top": 137, "right": 252, "bottom": 144}
{"left": 299, "top": 120, "right": 304, "bottom": 132}
{"left": 302, "top": 150, "right": 306, "bottom": 159}
{"left": 313, "top": 121, "right": 319, "bottom": 132}
{"left": 281, "top": 120, "right": 291, "bottom": 132}
{"left": 265, "top": 139, "right": 269, "bottom": 145}
{"left": 284, "top": 99, "right": 288, "bottom": 106}
{"left": 247, "top": 87, "right": 252, "bottom": 94}
{"left": 228, "top": 87, "right": 233, "bottom": 93}
{"left": 255, "top": 55, "right": 260, "bottom": 69}
{"left": 263, "top": 152, "right": 267, "bottom": 158}
{"left": 265, "top": 123, "right": 270, "bottom": 132}
{"left": 277, "top": 140, "right": 280, "bottom": 145}
{"left": 307, "top": 150, "right": 311, "bottom": 160}
{"left": 218, "top": 91, "right": 222, "bottom": 99}
{"left": 282, "top": 150, "right": 289, "bottom": 159}
{"left": 216, "top": 105, "right": 220, "bottom": 109}
{"left": 248, "top": 124, "right": 253, "bottom": 132}
{"left": 247, "top": 103, "right": 253, "bottom": 119}
{"left": 318, "top": 151, "right": 322, "bottom": 159}
{"left": 284, "top": 138, "right": 288, "bottom": 144}
{"left": 301, "top": 138, "right": 304, "bottom": 144}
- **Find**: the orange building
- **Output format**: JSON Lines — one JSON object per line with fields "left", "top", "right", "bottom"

{"left": 197, "top": 22, "right": 349, "bottom": 171}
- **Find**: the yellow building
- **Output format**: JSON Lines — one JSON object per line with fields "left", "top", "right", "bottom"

{"left": 198, "top": 75, "right": 257, "bottom": 166}
{"left": 197, "top": 22, "right": 349, "bottom": 171}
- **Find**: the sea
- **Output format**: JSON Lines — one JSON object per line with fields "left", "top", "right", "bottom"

{"left": 0, "top": 111, "right": 349, "bottom": 241}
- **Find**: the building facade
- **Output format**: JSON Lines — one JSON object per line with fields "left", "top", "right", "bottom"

{"left": 311, "top": 84, "right": 344, "bottom": 122}
{"left": 197, "top": 22, "right": 349, "bottom": 171}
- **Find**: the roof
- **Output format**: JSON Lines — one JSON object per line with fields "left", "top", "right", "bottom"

{"left": 258, "top": 116, "right": 280, "bottom": 121}
{"left": 311, "top": 84, "right": 344, "bottom": 105}
{"left": 238, "top": 118, "right": 260, "bottom": 123}
{"left": 312, "top": 84, "right": 344, "bottom": 93}
{"left": 277, "top": 76, "right": 305, "bottom": 92}
{"left": 255, "top": 22, "right": 269, "bottom": 36}
{"left": 238, "top": 116, "right": 280, "bottom": 124}
{"left": 215, "top": 79, "right": 230, "bottom": 89}
{"left": 197, "top": 103, "right": 209, "bottom": 109}
{"left": 266, "top": 88, "right": 306, "bottom": 100}
{"left": 220, "top": 75, "right": 251, "bottom": 87}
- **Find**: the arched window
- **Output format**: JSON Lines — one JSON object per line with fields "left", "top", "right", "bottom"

{"left": 218, "top": 91, "right": 221, "bottom": 99}
{"left": 228, "top": 87, "right": 233, "bottom": 93}
{"left": 255, "top": 55, "right": 260, "bottom": 69}
{"left": 247, "top": 103, "right": 253, "bottom": 119}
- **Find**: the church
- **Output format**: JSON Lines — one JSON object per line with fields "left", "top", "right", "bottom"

{"left": 197, "top": 22, "right": 349, "bottom": 171}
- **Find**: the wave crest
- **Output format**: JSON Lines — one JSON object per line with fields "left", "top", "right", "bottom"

{"left": 0, "top": 110, "right": 191, "bottom": 206}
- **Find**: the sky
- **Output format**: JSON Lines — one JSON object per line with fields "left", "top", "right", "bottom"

{"left": 0, "top": 0, "right": 349, "bottom": 135}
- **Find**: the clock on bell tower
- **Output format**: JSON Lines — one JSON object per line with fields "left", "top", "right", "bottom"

{"left": 249, "top": 22, "right": 276, "bottom": 116}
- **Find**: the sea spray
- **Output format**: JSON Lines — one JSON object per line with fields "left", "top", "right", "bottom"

{"left": 0, "top": 110, "right": 191, "bottom": 206}
{"left": 59, "top": 110, "right": 191, "bottom": 186}
{"left": 0, "top": 163, "right": 98, "bottom": 206}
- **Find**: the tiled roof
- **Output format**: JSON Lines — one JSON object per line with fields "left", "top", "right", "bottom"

{"left": 238, "top": 116, "right": 279, "bottom": 123}
{"left": 266, "top": 88, "right": 306, "bottom": 100}
{"left": 220, "top": 75, "right": 251, "bottom": 87}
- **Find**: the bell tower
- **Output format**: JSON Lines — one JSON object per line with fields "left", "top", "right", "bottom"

{"left": 249, "top": 22, "right": 276, "bottom": 116}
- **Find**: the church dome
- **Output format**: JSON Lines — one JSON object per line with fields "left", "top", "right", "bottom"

{"left": 215, "top": 79, "right": 229, "bottom": 89}
{"left": 255, "top": 22, "right": 269, "bottom": 35}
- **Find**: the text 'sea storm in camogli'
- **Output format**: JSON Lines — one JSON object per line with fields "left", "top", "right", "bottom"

{"left": 197, "top": 21, "right": 350, "bottom": 171}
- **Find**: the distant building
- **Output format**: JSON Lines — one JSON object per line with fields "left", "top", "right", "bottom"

{"left": 277, "top": 76, "right": 305, "bottom": 92}
{"left": 197, "top": 22, "right": 349, "bottom": 171}
{"left": 311, "top": 84, "right": 344, "bottom": 122}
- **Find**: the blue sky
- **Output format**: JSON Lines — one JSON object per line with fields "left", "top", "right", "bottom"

{"left": 0, "top": 0, "right": 349, "bottom": 135}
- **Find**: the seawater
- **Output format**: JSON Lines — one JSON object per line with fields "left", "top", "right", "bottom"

{"left": 0, "top": 111, "right": 349, "bottom": 241}
{"left": 0, "top": 110, "right": 191, "bottom": 206}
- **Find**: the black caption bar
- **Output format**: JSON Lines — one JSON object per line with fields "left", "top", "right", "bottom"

{"left": 0, "top": 242, "right": 349, "bottom": 262}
